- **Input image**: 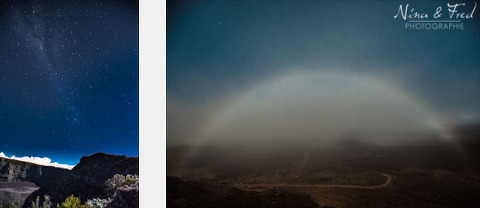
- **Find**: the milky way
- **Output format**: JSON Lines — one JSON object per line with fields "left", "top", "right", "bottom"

{"left": 0, "top": 0, "right": 138, "bottom": 165}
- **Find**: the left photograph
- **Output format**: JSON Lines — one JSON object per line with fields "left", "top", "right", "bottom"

{"left": 0, "top": 0, "right": 139, "bottom": 207}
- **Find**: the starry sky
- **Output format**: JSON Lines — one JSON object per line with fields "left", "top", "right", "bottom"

{"left": 0, "top": 0, "right": 138, "bottom": 165}
{"left": 167, "top": 0, "right": 480, "bottom": 145}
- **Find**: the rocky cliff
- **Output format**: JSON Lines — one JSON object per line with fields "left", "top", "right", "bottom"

{"left": 1, "top": 153, "right": 138, "bottom": 207}
{"left": 0, "top": 153, "right": 139, "bottom": 208}
{"left": 0, "top": 157, "right": 69, "bottom": 186}
{"left": 23, "top": 153, "right": 138, "bottom": 207}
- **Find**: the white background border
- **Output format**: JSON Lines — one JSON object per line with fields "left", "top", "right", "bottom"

{"left": 139, "top": 0, "right": 166, "bottom": 207}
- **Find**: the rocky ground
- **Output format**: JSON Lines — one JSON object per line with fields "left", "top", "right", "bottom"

{"left": 24, "top": 153, "right": 139, "bottom": 208}
{"left": 167, "top": 176, "right": 320, "bottom": 208}
{"left": 0, "top": 153, "right": 139, "bottom": 208}
{"left": 0, "top": 182, "right": 39, "bottom": 207}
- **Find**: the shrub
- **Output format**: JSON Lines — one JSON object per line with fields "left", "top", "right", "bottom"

{"left": 85, "top": 198, "right": 110, "bottom": 208}
{"left": 102, "top": 174, "right": 139, "bottom": 208}
{"left": 31, "top": 195, "right": 51, "bottom": 208}
{"left": 104, "top": 174, "right": 126, "bottom": 194}
{"left": 7, "top": 198, "right": 21, "bottom": 208}
{"left": 56, "top": 195, "right": 87, "bottom": 208}
{"left": 31, "top": 196, "right": 40, "bottom": 208}
{"left": 104, "top": 174, "right": 138, "bottom": 194}
{"left": 43, "top": 195, "right": 52, "bottom": 208}
{"left": 125, "top": 174, "right": 138, "bottom": 186}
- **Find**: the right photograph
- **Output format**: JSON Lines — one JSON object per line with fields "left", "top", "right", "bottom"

{"left": 166, "top": 1, "right": 480, "bottom": 207}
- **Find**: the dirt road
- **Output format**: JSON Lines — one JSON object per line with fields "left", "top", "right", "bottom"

{"left": 236, "top": 173, "right": 392, "bottom": 190}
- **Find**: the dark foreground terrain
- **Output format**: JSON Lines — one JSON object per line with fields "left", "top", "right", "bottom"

{"left": 167, "top": 125, "right": 480, "bottom": 208}
{"left": 0, "top": 153, "right": 139, "bottom": 208}
{"left": 0, "top": 182, "right": 39, "bottom": 207}
{"left": 168, "top": 176, "right": 319, "bottom": 208}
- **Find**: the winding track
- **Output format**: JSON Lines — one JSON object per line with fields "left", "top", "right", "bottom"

{"left": 236, "top": 173, "right": 392, "bottom": 190}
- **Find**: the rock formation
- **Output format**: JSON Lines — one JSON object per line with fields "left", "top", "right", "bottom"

{"left": 0, "top": 158, "right": 69, "bottom": 185}
{"left": 0, "top": 153, "right": 138, "bottom": 208}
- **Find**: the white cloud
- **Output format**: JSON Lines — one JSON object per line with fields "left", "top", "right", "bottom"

{"left": 0, "top": 152, "right": 74, "bottom": 170}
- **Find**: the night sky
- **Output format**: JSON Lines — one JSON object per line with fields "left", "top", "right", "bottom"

{"left": 0, "top": 0, "right": 138, "bottom": 165}
{"left": 167, "top": 0, "right": 480, "bottom": 145}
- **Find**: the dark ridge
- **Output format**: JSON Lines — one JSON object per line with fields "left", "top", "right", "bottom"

{"left": 8, "top": 153, "right": 140, "bottom": 208}
{"left": 0, "top": 157, "right": 70, "bottom": 186}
